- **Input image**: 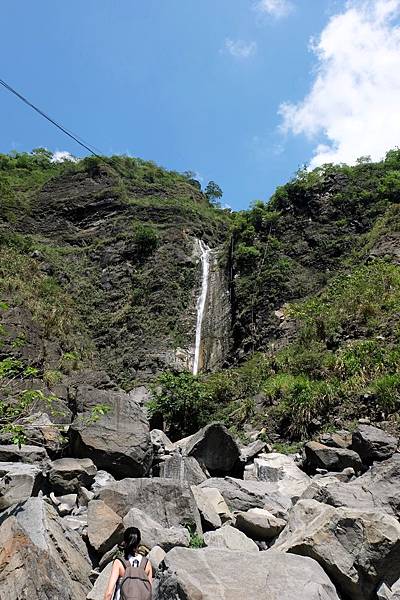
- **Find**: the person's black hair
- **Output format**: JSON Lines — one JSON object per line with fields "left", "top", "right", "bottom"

{"left": 122, "top": 527, "right": 141, "bottom": 559}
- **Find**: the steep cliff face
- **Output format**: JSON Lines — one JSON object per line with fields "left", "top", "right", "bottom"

{"left": 201, "top": 246, "right": 232, "bottom": 372}
{"left": 1, "top": 150, "right": 399, "bottom": 443}
{"left": 0, "top": 154, "right": 230, "bottom": 387}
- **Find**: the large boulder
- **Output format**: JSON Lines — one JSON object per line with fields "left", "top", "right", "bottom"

{"left": 18, "top": 412, "right": 67, "bottom": 454}
{"left": 352, "top": 425, "right": 398, "bottom": 464}
{"left": 304, "top": 441, "right": 362, "bottom": 473}
{"left": 96, "top": 477, "right": 202, "bottom": 533}
{"left": 158, "top": 453, "right": 207, "bottom": 485}
{"left": 91, "top": 469, "right": 116, "bottom": 493}
{"left": 303, "top": 454, "right": 400, "bottom": 518}
{"left": 176, "top": 423, "right": 240, "bottom": 475}
{"left": 204, "top": 524, "right": 259, "bottom": 552}
{"left": 0, "top": 443, "right": 49, "bottom": 467}
{"left": 123, "top": 507, "right": 190, "bottom": 551}
{"left": 0, "top": 462, "right": 42, "bottom": 510}
{"left": 319, "top": 431, "right": 352, "bottom": 449}
{"left": 69, "top": 390, "right": 153, "bottom": 479}
{"left": 274, "top": 499, "right": 400, "bottom": 600}
{"left": 154, "top": 547, "right": 340, "bottom": 599}
{"left": 148, "top": 546, "right": 167, "bottom": 570}
{"left": 200, "top": 477, "right": 293, "bottom": 519}
{"left": 0, "top": 497, "right": 91, "bottom": 598}
{"left": 253, "top": 452, "right": 311, "bottom": 500}
{"left": 87, "top": 499, "right": 124, "bottom": 554}
{"left": 150, "top": 429, "right": 175, "bottom": 452}
{"left": 191, "top": 485, "right": 222, "bottom": 530}
{"left": 48, "top": 457, "right": 97, "bottom": 494}
{"left": 240, "top": 439, "right": 267, "bottom": 463}
{"left": 87, "top": 562, "right": 112, "bottom": 600}
{"left": 235, "top": 508, "right": 286, "bottom": 541}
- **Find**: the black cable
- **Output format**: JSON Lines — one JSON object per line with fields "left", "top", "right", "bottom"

{"left": 0, "top": 77, "right": 103, "bottom": 158}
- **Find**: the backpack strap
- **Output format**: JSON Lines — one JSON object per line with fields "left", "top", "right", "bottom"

{"left": 140, "top": 556, "right": 148, "bottom": 571}
{"left": 116, "top": 557, "right": 130, "bottom": 570}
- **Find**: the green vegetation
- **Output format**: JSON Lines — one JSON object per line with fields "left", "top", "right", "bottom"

{"left": 148, "top": 371, "right": 214, "bottom": 440}
{"left": 0, "top": 354, "right": 59, "bottom": 446}
{"left": 151, "top": 258, "right": 400, "bottom": 441}
{"left": 1, "top": 147, "right": 399, "bottom": 443}
{"left": 185, "top": 523, "right": 205, "bottom": 549}
{"left": 205, "top": 180, "right": 223, "bottom": 206}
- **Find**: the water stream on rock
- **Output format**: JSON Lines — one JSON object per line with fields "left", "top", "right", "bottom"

{"left": 193, "top": 239, "right": 211, "bottom": 375}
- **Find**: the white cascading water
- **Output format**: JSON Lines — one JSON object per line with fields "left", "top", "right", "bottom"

{"left": 193, "top": 239, "right": 211, "bottom": 375}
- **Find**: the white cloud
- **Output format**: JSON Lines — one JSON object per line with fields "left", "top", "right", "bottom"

{"left": 279, "top": 0, "right": 400, "bottom": 167}
{"left": 51, "top": 150, "right": 78, "bottom": 163}
{"left": 223, "top": 38, "right": 257, "bottom": 59}
{"left": 254, "top": 0, "right": 294, "bottom": 18}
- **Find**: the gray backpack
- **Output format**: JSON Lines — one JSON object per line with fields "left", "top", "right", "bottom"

{"left": 118, "top": 557, "right": 151, "bottom": 600}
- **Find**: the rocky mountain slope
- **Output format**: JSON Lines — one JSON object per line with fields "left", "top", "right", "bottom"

{"left": 0, "top": 148, "right": 399, "bottom": 599}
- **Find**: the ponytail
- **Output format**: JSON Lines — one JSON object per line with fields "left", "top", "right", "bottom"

{"left": 122, "top": 527, "right": 141, "bottom": 559}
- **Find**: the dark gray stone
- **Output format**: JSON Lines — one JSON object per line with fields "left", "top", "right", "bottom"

{"left": 69, "top": 391, "right": 153, "bottom": 479}
{"left": 177, "top": 423, "right": 240, "bottom": 475}
{"left": 48, "top": 457, "right": 97, "bottom": 494}
{"left": 305, "top": 441, "right": 362, "bottom": 473}
{"left": 352, "top": 425, "right": 398, "bottom": 464}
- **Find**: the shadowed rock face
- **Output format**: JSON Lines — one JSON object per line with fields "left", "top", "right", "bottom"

{"left": 154, "top": 547, "right": 341, "bottom": 600}
{"left": 177, "top": 422, "right": 241, "bottom": 475}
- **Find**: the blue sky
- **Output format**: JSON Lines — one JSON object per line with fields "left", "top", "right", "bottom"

{"left": 2, "top": 1, "right": 400, "bottom": 210}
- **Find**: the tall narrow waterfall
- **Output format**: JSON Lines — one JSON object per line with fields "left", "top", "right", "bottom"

{"left": 193, "top": 239, "right": 211, "bottom": 375}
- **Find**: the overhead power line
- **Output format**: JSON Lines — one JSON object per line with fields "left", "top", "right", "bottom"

{"left": 0, "top": 77, "right": 103, "bottom": 158}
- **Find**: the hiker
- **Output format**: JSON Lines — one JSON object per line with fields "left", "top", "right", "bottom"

{"left": 103, "top": 527, "right": 153, "bottom": 600}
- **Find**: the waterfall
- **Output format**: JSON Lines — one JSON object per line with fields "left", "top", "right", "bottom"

{"left": 193, "top": 239, "right": 211, "bottom": 375}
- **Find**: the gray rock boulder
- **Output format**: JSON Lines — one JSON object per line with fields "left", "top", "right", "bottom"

{"left": 274, "top": 499, "right": 400, "bottom": 600}
{"left": 87, "top": 499, "right": 124, "bottom": 554}
{"left": 253, "top": 452, "right": 311, "bottom": 500}
{"left": 204, "top": 524, "right": 259, "bottom": 552}
{"left": 69, "top": 391, "right": 153, "bottom": 478}
{"left": 235, "top": 508, "right": 286, "bottom": 541}
{"left": 151, "top": 429, "right": 175, "bottom": 452}
{"left": 304, "top": 441, "right": 362, "bottom": 473}
{"left": 0, "top": 497, "right": 91, "bottom": 598}
{"left": 91, "top": 469, "right": 116, "bottom": 492}
{"left": 0, "top": 443, "right": 49, "bottom": 467}
{"left": 240, "top": 439, "right": 267, "bottom": 463}
{"left": 158, "top": 453, "right": 207, "bottom": 485}
{"left": 191, "top": 485, "right": 222, "bottom": 530}
{"left": 352, "top": 425, "right": 398, "bottom": 464}
{"left": 303, "top": 454, "right": 400, "bottom": 518}
{"left": 0, "top": 462, "right": 42, "bottom": 509}
{"left": 148, "top": 545, "right": 166, "bottom": 569}
{"left": 96, "top": 477, "right": 202, "bottom": 533}
{"left": 123, "top": 507, "right": 190, "bottom": 551}
{"left": 318, "top": 431, "right": 352, "bottom": 449}
{"left": 48, "top": 457, "right": 97, "bottom": 494}
{"left": 154, "top": 547, "right": 340, "bottom": 599}
{"left": 176, "top": 422, "right": 240, "bottom": 475}
{"left": 87, "top": 562, "right": 112, "bottom": 600}
{"left": 18, "top": 411, "right": 67, "bottom": 454}
{"left": 200, "top": 477, "right": 293, "bottom": 519}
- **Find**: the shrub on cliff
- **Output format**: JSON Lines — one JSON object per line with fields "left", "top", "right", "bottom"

{"left": 148, "top": 371, "right": 214, "bottom": 440}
